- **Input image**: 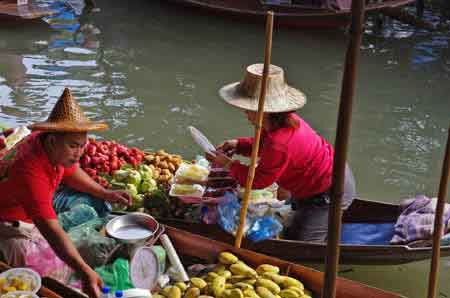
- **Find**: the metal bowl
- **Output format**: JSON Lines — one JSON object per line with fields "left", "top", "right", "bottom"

{"left": 106, "top": 213, "right": 160, "bottom": 244}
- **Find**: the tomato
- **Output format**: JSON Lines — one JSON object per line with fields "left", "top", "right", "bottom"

{"left": 86, "top": 144, "right": 97, "bottom": 156}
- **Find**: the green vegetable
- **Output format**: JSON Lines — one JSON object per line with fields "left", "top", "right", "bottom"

{"left": 113, "top": 170, "right": 129, "bottom": 182}
{"left": 140, "top": 179, "right": 157, "bottom": 193}
{"left": 126, "top": 184, "right": 138, "bottom": 197}
{"left": 126, "top": 169, "right": 142, "bottom": 186}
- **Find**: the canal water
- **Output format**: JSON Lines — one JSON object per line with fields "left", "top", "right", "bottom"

{"left": 0, "top": 0, "right": 449, "bottom": 296}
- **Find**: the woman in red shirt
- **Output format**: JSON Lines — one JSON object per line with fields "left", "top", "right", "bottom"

{"left": 207, "top": 64, "right": 356, "bottom": 242}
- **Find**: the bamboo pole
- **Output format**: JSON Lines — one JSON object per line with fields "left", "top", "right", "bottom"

{"left": 321, "top": 1, "right": 365, "bottom": 298}
{"left": 427, "top": 126, "right": 450, "bottom": 298}
{"left": 234, "top": 11, "right": 274, "bottom": 248}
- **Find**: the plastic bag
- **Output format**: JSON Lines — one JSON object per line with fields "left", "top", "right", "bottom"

{"left": 95, "top": 258, "right": 133, "bottom": 292}
{"left": 217, "top": 192, "right": 251, "bottom": 236}
{"left": 53, "top": 186, "right": 112, "bottom": 217}
{"left": 68, "top": 218, "right": 117, "bottom": 268}
{"left": 247, "top": 216, "right": 283, "bottom": 242}
{"left": 58, "top": 204, "right": 98, "bottom": 231}
{"left": 217, "top": 192, "right": 283, "bottom": 242}
{"left": 22, "top": 229, "right": 73, "bottom": 283}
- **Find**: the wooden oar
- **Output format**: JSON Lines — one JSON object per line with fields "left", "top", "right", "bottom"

{"left": 235, "top": 11, "right": 274, "bottom": 248}
{"left": 321, "top": 0, "right": 365, "bottom": 298}
{"left": 427, "top": 126, "right": 450, "bottom": 298}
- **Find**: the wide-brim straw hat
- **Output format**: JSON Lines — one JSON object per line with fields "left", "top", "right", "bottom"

{"left": 28, "top": 88, "right": 108, "bottom": 132}
{"left": 219, "top": 64, "right": 306, "bottom": 113}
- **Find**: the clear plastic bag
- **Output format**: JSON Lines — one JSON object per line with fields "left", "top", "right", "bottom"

{"left": 68, "top": 218, "right": 117, "bottom": 268}
{"left": 217, "top": 192, "right": 283, "bottom": 242}
{"left": 58, "top": 204, "right": 98, "bottom": 231}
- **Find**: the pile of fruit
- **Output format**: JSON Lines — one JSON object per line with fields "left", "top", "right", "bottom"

{"left": 80, "top": 138, "right": 145, "bottom": 188}
{"left": 110, "top": 164, "right": 159, "bottom": 211}
{"left": 0, "top": 270, "right": 38, "bottom": 296}
{"left": 143, "top": 150, "right": 183, "bottom": 184}
{"left": 154, "top": 252, "right": 312, "bottom": 298}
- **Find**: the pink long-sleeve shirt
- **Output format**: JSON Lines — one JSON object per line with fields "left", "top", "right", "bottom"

{"left": 229, "top": 114, "right": 334, "bottom": 200}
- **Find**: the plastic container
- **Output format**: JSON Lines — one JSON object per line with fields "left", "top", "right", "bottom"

{"left": 0, "top": 292, "right": 39, "bottom": 298}
{"left": 115, "top": 290, "right": 124, "bottom": 298}
{"left": 0, "top": 268, "right": 41, "bottom": 295}
{"left": 169, "top": 183, "right": 205, "bottom": 198}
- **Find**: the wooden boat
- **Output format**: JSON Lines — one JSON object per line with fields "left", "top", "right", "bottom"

{"left": 43, "top": 226, "right": 403, "bottom": 297}
{"left": 0, "top": 0, "right": 57, "bottom": 24}
{"left": 156, "top": 198, "right": 450, "bottom": 265}
{"left": 165, "top": 0, "right": 415, "bottom": 29}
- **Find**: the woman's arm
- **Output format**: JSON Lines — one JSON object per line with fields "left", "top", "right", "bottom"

{"left": 63, "top": 167, "right": 131, "bottom": 206}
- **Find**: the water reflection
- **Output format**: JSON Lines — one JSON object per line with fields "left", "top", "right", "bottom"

{"left": 0, "top": 0, "right": 142, "bottom": 139}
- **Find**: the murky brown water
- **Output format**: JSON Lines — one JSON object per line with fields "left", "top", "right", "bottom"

{"left": 0, "top": 0, "right": 449, "bottom": 296}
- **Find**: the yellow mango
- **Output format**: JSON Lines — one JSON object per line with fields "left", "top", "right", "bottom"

{"left": 279, "top": 289, "right": 300, "bottom": 298}
{"left": 191, "top": 278, "right": 208, "bottom": 289}
{"left": 256, "top": 279, "right": 280, "bottom": 294}
{"left": 242, "top": 279, "right": 257, "bottom": 286}
{"left": 256, "top": 265, "right": 280, "bottom": 275}
{"left": 153, "top": 294, "right": 165, "bottom": 298}
{"left": 229, "top": 288, "right": 244, "bottom": 298}
{"left": 229, "top": 275, "right": 247, "bottom": 284}
{"left": 214, "top": 264, "right": 227, "bottom": 274}
{"left": 206, "top": 272, "right": 220, "bottom": 282}
{"left": 219, "top": 252, "right": 239, "bottom": 265}
{"left": 198, "top": 296, "right": 215, "bottom": 298}
{"left": 212, "top": 276, "right": 226, "bottom": 297}
{"left": 243, "top": 289, "right": 261, "bottom": 298}
{"left": 176, "top": 282, "right": 188, "bottom": 292}
{"left": 282, "top": 278, "right": 304, "bottom": 290}
{"left": 169, "top": 286, "right": 182, "bottom": 298}
{"left": 223, "top": 289, "right": 233, "bottom": 298}
{"left": 225, "top": 283, "right": 234, "bottom": 289}
{"left": 234, "top": 282, "right": 254, "bottom": 291}
{"left": 286, "top": 287, "right": 303, "bottom": 297}
{"left": 162, "top": 286, "right": 174, "bottom": 297}
{"left": 262, "top": 273, "right": 286, "bottom": 285}
{"left": 221, "top": 270, "right": 232, "bottom": 279}
{"left": 256, "top": 287, "right": 277, "bottom": 298}
{"left": 230, "top": 263, "right": 257, "bottom": 278}
{"left": 184, "top": 287, "right": 201, "bottom": 298}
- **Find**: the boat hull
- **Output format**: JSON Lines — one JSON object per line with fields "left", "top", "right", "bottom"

{"left": 157, "top": 199, "right": 450, "bottom": 265}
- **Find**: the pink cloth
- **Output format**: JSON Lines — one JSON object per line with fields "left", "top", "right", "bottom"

{"left": 230, "top": 114, "right": 334, "bottom": 200}
{"left": 0, "top": 223, "right": 73, "bottom": 283}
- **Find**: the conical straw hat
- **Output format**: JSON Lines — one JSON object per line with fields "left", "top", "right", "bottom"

{"left": 28, "top": 88, "right": 108, "bottom": 132}
{"left": 219, "top": 64, "right": 306, "bottom": 113}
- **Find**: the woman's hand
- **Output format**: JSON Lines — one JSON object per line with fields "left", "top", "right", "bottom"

{"left": 81, "top": 268, "right": 103, "bottom": 298}
{"left": 103, "top": 189, "right": 132, "bottom": 206}
{"left": 205, "top": 151, "right": 233, "bottom": 169}
{"left": 217, "top": 139, "right": 238, "bottom": 156}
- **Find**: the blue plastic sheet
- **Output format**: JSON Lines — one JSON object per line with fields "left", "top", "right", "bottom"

{"left": 341, "top": 223, "right": 395, "bottom": 245}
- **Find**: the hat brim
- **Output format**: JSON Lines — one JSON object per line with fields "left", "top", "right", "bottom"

{"left": 28, "top": 121, "right": 108, "bottom": 132}
{"left": 219, "top": 81, "right": 307, "bottom": 113}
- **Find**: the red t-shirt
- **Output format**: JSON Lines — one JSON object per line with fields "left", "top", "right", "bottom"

{"left": 230, "top": 114, "right": 334, "bottom": 200}
{"left": 0, "top": 132, "right": 78, "bottom": 223}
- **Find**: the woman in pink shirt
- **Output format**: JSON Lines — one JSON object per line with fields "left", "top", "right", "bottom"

{"left": 207, "top": 64, "right": 356, "bottom": 242}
